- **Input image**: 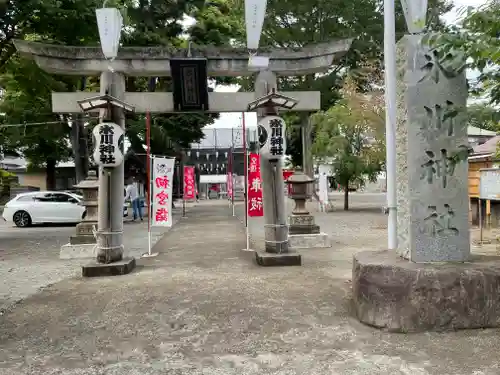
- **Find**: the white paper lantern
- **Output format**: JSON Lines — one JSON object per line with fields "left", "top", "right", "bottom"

{"left": 92, "top": 122, "right": 125, "bottom": 167}
{"left": 96, "top": 8, "right": 123, "bottom": 60}
{"left": 258, "top": 115, "right": 286, "bottom": 161}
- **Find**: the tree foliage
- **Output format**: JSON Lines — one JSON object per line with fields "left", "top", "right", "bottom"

{"left": 466, "top": 102, "right": 500, "bottom": 132}
{"left": 0, "top": 55, "right": 73, "bottom": 189}
{"left": 311, "top": 78, "right": 385, "bottom": 210}
{"left": 430, "top": 0, "right": 500, "bottom": 104}
{"left": 229, "top": 0, "right": 452, "bottom": 166}
{"left": 0, "top": 0, "right": 240, "bottom": 188}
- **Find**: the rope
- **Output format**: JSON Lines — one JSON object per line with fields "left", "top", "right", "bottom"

{"left": 91, "top": 224, "right": 125, "bottom": 261}
{"left": 264, "top": 223, "right": 289, "bottom": 253}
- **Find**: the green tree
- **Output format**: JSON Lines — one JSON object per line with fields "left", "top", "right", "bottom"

{"left": 429, "top": 0, "right": 500, "bottom": 103}
{"left": 0, "top": 0, "right": 43, "bottom": 69}
{"left": 229, "top": 0, "right": 452, "bottom": 166}
{"left": 311, "top": 79, "right": 385, "bottom": 210}
{"left": 0, "top": 56, "right": 71, "bottom": 189}
{"left": 0, "top": 0, "right": 105, "bottom": 185}
{"left": 0, "top": 0, "right": 240, "bottom": 187}
{"left": 122, "top": 0, "right": 240, "bottom": 159}
{"left": 467, "top": 103, "right": 500, "bottom": 131}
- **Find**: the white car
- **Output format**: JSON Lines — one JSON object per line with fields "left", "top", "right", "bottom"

{"left": 2, "top": 191, "right": 86, "bottom": 227}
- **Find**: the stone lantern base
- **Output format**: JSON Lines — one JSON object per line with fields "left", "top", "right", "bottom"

{"left": 288, "top": 214, "right": 320, "bottom": 235}
{"left": 60, "top": 222, "right": 99, "bottom": 259}
{"left": 287, "top": 215, "right": 331, "bottom": 250}
{"left": 60, "top": 243, "right": 98, "bottom": 260}
{"left": 59, "top": 171, "right": 99, "bottom": 260}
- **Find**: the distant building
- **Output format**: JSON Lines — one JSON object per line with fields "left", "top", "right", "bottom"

{"left": 186, "top": 127, "right": 258, "bottom": 199}
{"left": 467, "top": 125, "right": 497, "bottom": 148}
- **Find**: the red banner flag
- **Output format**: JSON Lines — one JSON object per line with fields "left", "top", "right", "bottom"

{"left": 227, "top": 172, "right": 233, "bottom": 198}
{"left": 247, "top": 153, "right": 264, "bottom": 217}
{"left": 183, "top": 166, "right": 195, "bottom": 200}
{"left": 283, "top": 170, "right": 294, "bottom": 196}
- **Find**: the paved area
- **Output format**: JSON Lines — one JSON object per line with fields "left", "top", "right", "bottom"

{"left": 1, "top": 199, "right": 500, "bottom": 374}
{"left": 0, "top": 209, "right": 182, "bottom": 314}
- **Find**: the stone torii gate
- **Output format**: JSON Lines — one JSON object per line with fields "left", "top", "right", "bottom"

{"left": 14, "top": 38, "right": 352, "bottom": 267}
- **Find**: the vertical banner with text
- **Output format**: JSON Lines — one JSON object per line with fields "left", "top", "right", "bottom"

{"left": 152, "top": 157, "right": 175, "bottom": 227}
{"left": 227, "top": 172, "right": 233, "bottom": 198}
{"left": 283, "top": 170, "right": 294, "bottom": 196}
{"left": 247, "top": 153, "right": 264, "bottom": 217}
{"left": 183, "top": 166, "right": 195, "bottom": 200}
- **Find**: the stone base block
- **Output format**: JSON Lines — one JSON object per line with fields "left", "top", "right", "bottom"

{"left": 255, "top": 252, "right": 301, "bottom": 267}
{"left": 82, "top": 257, "right": 136, "bottom": 278}
{"left": 288, "top": 224, "right": 320, "bottom": 235}
{"left": 60, "top": 243, "right": 97, "bottom": 259}
{"left": 352, "top": 250, "right": 500, "bottom": 332}
{"left": 288, "top": 233, "right": 330, "bottom": 249}
{"left": 70, "top": 235, "right": 96, "bottom": 245}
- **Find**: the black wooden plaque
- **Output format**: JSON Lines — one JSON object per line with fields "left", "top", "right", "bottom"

{"left": 170, "top": 58, "right": 209, "bottom": 112}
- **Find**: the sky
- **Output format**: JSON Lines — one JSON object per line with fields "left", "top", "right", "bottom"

{"left": 206, "top": 0, "right": 489, "bottom": 130}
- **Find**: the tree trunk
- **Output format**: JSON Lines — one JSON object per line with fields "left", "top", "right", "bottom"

{"left": 46, "top": 158, "right": 57, "bottom": 190}
{"left": 343, "top": 184, "right": 349, "bottom": 211}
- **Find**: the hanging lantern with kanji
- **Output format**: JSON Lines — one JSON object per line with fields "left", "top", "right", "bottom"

{"left": 258, "top": 115, "right": 286, "bottom": 161}
{"left": 92, "top": 122, "right": 125, "bottom": 167}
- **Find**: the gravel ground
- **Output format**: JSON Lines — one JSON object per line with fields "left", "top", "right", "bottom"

{"left": 235, "top": 192, "right": 387, "bottom": 252}
{"left": 1, "top": 200, "right": 500, "bottom": 375}
{"left": 0, "top": 210, "right": 182, "bottom": 314}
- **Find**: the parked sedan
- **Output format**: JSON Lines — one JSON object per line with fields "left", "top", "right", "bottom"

{"left": 2, "top": 191, "right": 86, "bottom": 227}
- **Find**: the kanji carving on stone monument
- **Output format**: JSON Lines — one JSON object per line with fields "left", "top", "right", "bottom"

{"left": 423, "top": 204, "right": 459, "bottom": 236}
{"left": 418, "top": 47, "right": 467, "bottom": 84}
{"left": 420, "top": 146, "right": 469, "bottom": 188}
{"left": 422, "top": 100, "right": 458, "bottom": 137}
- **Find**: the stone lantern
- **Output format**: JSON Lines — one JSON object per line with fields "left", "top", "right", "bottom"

{"left": 59, "top": 170, "right": 99, "bottom": 259}
{"left": 72, "top": 170, "right": 99, "bottom": 244}
{"left": 285, "top": 169, "right": 320, "bottom": 235}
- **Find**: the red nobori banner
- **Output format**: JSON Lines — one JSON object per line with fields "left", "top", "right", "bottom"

{"left": 227, "top": 172, "right": 233, "bottom": 198}
{"left": 247, "top": 153, "right": 263, "bottom": 217}
{"left": 283, "top": 170, "right": 294, "bottom": 195}
{"left": 183, "top": 166, "right": 196, "bottom": 200}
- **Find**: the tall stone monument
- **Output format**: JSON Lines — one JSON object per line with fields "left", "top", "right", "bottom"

{"left": 352, "top": 33, "right": 500, "bottom": 332}
{"left": 396, "top": 34, "right": 470, "bottom": 262}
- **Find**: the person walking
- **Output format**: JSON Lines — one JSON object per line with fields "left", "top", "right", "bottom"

{"left": 125, "top": 178, "right": 143, "bottom": 221}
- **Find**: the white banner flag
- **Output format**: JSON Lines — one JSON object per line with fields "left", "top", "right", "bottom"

{"left": 245, "top": 0, "right": 267, "bottom": 50}
{"left": 151, "top": 157, "right": 175, "bottom": 227}
{"left": 400, "top": 0, "right": 428, "bottom": 34}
